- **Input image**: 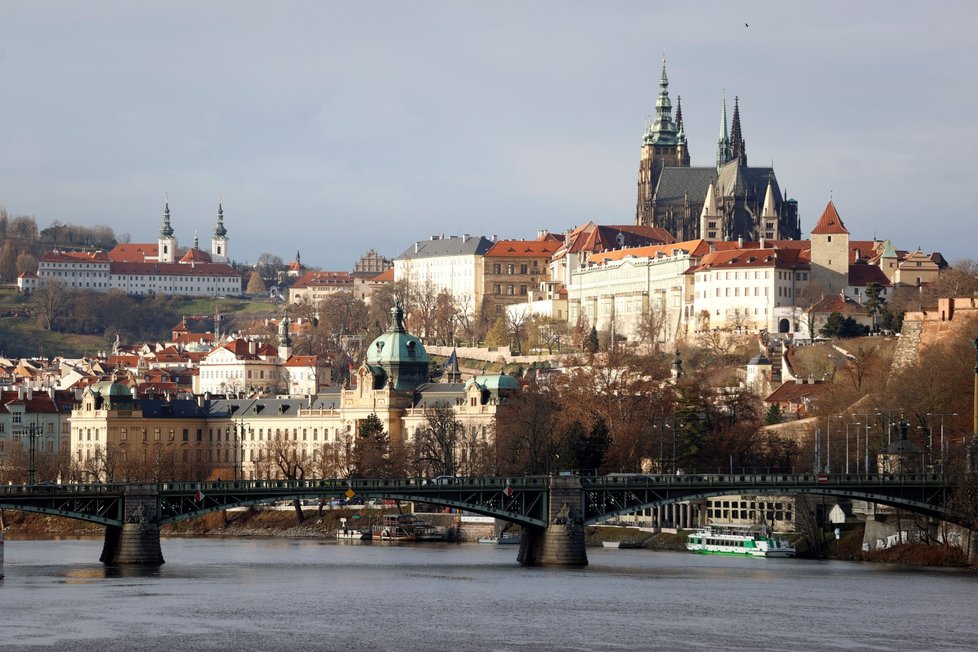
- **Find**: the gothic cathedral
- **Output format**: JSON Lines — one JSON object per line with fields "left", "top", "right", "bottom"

{"left": 635, "top": 62, "right": 800, "bottom": 243}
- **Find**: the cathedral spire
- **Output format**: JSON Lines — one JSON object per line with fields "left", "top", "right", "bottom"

{"left": 643, "top": 56, "right": 679, "bottom": 146}
{"left": 160, "top": 195, "right": 174, "bottom": 237}
{"left": 717, "top": 95, "right": 730, "bottom": 171}
{"left": 675, "top": 95, "right": 686, "bottom": 144}
{"left": 730, "top": 96, "right": 747, "bottom": 165}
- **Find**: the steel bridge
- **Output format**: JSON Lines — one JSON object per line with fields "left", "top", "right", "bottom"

{"left": 0, "top": 472, "right": 967, "bottom": 565}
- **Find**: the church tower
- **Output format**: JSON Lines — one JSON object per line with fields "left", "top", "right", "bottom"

{"left": 760, "top": 178, "right": 779, "bottom": 241}
{"left": 635, "top": 58, "right": 689, "bottom": 226}
{"left": 810, "top": 200, "right": 850, "bottom": 296}
{"left": 211, "top": 200, "right": 229, "bottom": 263}
{"left": 278, "top": 314, "right": 292, "bottom": 362}
{"left": 729, "top": 97, "right": 747, "bottom": 165}
{"left": 158, "top": 197, "right": 177, "bottom": 263}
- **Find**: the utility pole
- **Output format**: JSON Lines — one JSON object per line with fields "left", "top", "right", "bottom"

{"left": 27, "top": 420, "right": 39, "bottom": 486}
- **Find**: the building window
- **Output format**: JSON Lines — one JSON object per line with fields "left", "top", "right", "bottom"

{"left": 493, "top": 284, "right": 500, "bottom": 295}
{"left": 493, "top": 264, "right": 501, "bottom": 274}
{"left": 507, "top": 264, "right": 514, "bottom": 274}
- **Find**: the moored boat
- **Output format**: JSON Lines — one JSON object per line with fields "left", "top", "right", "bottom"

{"left": 686, "top": 524, "right": 795, "bottom": 558}
{"left": 602, "top": 540, "right": 643, "bottom": 549}
{"left": 335, "top": 528, "right": 372, "bottom": 541}
{"left": 478, "top": 532, "right": 520, "bottom": 545}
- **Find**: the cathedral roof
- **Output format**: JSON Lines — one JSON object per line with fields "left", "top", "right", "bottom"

{"left": 716, "top": 163, "right": 780, "bottom": 200}
{"left": 811, "top": 201, "right": 849, "bottom": 235}
{"left": 654, "top": 167, "right": 717, "bottom": 203}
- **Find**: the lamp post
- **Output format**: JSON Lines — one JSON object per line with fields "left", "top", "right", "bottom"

{"left": 853, "top": 413, "right": 875, "bottom": 474}
{"left": 845, "top": 422, "right": 861, "bottom": 474}
{"left": 926, "top": 412, "right": 957, "bottom": 472}
{"left": 27, "top": 420, "right": 40, "bottom": 486}
{"left": 826, "top": 415, "right": 843, "bottom": 473}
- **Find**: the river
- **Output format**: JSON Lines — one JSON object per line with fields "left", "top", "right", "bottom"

{"left": 0, "top": 536, "right": 975, "bottom": 651}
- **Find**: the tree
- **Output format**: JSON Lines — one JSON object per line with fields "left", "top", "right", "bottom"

{"left": 765, "top": 403, "right": 784, "bottom": 425}
{"left": 864, "top": 282, "right": 889, "bottom": 333}
{"left": 31, "top": 281, "right": 68, "bottom": 331}
{"left": 636, "top": 302, "right": 667, "bottom": 353}
{"left": 485, "top": 316, "right": 509, "bottom": 348}
{"left": 246, "top": 271, "right": 266, "bottom": 295}
{"left": 351, "top": 414, "right": 391, "bottom": 478}
{"left": 820, "top": 312, "right": 865, "bottom": 338}
{"left": 495, "top": 383, "right": 565, "bottom": 475}
{"left": 262, "top": 432, "right": 312, "bottom": 522}
{"left": 410, "top": 403, "right": 462, "bottom": 477}
{"left": 584, "top": 326, "right": 599, "bottom": 354}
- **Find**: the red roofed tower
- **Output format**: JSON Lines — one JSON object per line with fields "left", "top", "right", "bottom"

{"left": 810, "top": 200, "right": 850, "bottom": 296}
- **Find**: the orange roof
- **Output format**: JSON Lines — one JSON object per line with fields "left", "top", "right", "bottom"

{"left": 689, "top": 248, "right": 807, "bottom": 272}
{"left": 588, "top": 239, "right": 712, "bottom": 265}
{"left": 371, "top": 268, "right": 394, "bottom": 283}
{"left": 810, "top": 201, "right": 849, "bottom": 235}
{"left": 764, "top": 381, "right": 829, "bottom": 404}
{"left": 485, "top": 239, "right": 560, "bottom": 258}
{"left": 40, "top": 250, "right": 110, "bottom": 263}
{"left": 284, "top": 355, "right": 322, "bottom": 367}
{"left": 180, "top": 248, "right": 213, "bottom": 263}
{"left": 108, "top": 243, "right": 159, "bottom": 262}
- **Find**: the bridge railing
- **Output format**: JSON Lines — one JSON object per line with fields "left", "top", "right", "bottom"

{"left": 582, "top": 473, "right": 949, "bottom": 487}
{"left": 160, "top": 476, "right": 547, "bottom": 493}
{"left": 0, "top": 482, "right": 129, "bottom": 496}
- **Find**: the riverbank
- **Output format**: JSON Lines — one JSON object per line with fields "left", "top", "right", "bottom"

{"left": 3, "top": 509, "right": 973, "bottom": 568}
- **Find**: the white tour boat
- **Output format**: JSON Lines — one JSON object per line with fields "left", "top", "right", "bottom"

{"left": 686, "top": 524, "right": 795, "bottom": 558}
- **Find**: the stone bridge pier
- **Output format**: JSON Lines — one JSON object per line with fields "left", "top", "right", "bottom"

{"left": 100, "top": 485, "right": 165, "bottom": 565}
{"left": 518, "top": 476, "right": 587, "bottom": 566}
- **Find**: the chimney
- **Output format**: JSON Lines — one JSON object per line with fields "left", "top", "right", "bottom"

{"left": 759, "top": 237, "right": 765, "bottom": 249}
{"left": 26, "top": 387, "right": 33, "bottom": 401}
{"left": 249, "top": 340, "right": 257, "bottom": 355}
{"left": 17, "top": 385, "right": 24, "bottom": 400}
{"left": 738, "top": 236, "right": 744, "bottom": 248}
{"left": 415, "top": 242, "right": 420, "bottom": 253}
{"left": 492, "top": 234, "right": 498, "bottom": 242}
{"left": 462, "top": 233, "right": 470, "bottom": 243}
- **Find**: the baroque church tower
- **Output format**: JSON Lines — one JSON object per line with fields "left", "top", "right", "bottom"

{"left": 211, "top": 200, "right": 229, "bottom": 263}
{"left": 158, "top": 197, "right": 177, "bottom": 263}
{"left": 635, "top": 59, "right": 690, "bottom": 226}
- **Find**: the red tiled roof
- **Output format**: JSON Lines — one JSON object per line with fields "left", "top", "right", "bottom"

{"left": 688, "top": 248, "right": 807, "bottom": 273}
{"left": 40, "top": 250, "right": 110, "bottom": 264}
{"left": 180, "top": 248, "right": 213, "bottom": 263}
{"left": 764, "top": 381, "right": 829, "bottom": 404}
{"left": 109, "top": 261, "right": 241, "bottom": 277}
{"left": 485, "top": 240, "right": 560, "bottom": 258}
{"left": 812, "top": 294, "right": 866, "bottom": 315}
{"left": 371, "top": 268, "right": 395, "bottom": 283}
{"left": 589, "top": 239, "right": 712, "bottom": 265}
{"left": 848, "top": 264, "right": 892, "bottom": 287}
{"left": 108, "top": 243, "right": 159, "bottom": 262}
{"left": 284, "top": 355, "right": 322, "bottom": 367}
{"left": 810, "top": 201, "right": 849, "bottom": 235}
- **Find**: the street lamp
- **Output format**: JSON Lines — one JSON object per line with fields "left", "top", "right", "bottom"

{"left": 853, "top": 413, "right": 876, "bottom": 473}
{"left": 845, "top": 422, "right": 861, "bottom": 474}
{"left": 926, "top": 412, "right": 956, "bottom": 471}
{"left": 27, "top": 420, "right": 40, "bottom": 486}
{"left": 826, "top": 415, "right": 843, "bottom": 473}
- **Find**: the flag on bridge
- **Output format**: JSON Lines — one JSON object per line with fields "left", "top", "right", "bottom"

{"left": 194, "top": 490, "right": 205, "bottom": 502}
{"left": 503, "top": 484, "right": 513, "bottom": 498}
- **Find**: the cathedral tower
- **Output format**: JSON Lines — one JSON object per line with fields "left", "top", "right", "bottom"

{"left": 635, "top": 59, "right": 689, "bottom": 226}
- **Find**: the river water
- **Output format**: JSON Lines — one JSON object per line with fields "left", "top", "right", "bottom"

{"left": 1, "top": 536, "right": 975, "bottom": 651}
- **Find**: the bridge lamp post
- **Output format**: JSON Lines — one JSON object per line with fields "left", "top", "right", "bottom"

{"left": 854, "top": 413, "right": 876, "bottom": 473}
{"left": 926, "top": 413, "right": 956, "bottom": 471}
{"left": 825, "top": 415, "right": 843, "bottom": 473}
{"left": 27, "top": 420, "right": 40, "bottom": 486}
{"left": 845, "top": 422, "right": 861, "bottom": 474}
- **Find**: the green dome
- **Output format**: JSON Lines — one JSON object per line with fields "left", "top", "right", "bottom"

{"left": 364, "top": 301, "right": 430, "bottom": 391}
{"left": 90, "top": 380, "right": 133, "bottom": 398}
{"left": 466, "top": 373, "right": 520, "bottom": 392}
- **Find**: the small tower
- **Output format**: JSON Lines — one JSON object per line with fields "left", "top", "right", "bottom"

{"left": 810, "top": 200, "right": 850, "bottom": 296}
{"left": 699, "top": 182, "right": 721, "bottom": 241}
{"left": 158, "top": 196, "right": 177, "bottom": 263}
{"left": 278, "top": 314, "right": 292, "bottom": 362}
{"left": 760, "top": 178, "right": 779, "bottom": 241}
{"left": 716, "top": 96, "right": 730, "bottom": 172}
{"left": 211, "top": 200, "right": 229, "bottom": 263}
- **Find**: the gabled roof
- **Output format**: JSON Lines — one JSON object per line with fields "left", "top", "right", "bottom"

{"left": 556, "top": 223, "right": 675, "bottom": 260}
{"left": 371, "top": 268, "right": 394, "bottom": 283}
{"left": 654, "top": 166, "right": 718, "bottom": 203}
{"left": 179, "top": 248, "right": 213, "bottom": 264}
{"left": 764, "top": 381, "right": 829, "bottom": 404}
{"left": 810, "top": 201, "right": 849, "bottom": 235}
{"left": 812, "top": 294, "right": 866, "bottom": 315}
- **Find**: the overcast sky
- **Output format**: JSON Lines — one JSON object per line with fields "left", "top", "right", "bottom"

{"left": 1, "top": 1, "right": 975, "bottom": 268}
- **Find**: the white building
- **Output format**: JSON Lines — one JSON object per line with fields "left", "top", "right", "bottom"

{"left": 393, "top": 235, "right": 494, "bottom": 308}
{"left": 568, "top": 240, "right": 709, "bottom": 345}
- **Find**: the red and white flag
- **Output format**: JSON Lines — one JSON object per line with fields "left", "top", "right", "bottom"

{"left": 503, "top": 485, "right": 513, "bottom": 498}
{"left": 194, "top": 490, "right": 205, "bottom": 502}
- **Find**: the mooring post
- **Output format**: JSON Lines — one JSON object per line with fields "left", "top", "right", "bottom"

{"left": 100, "top": 484, "right": 165, "bottom": 565}
{"left": 517, "top": 476, "right": 588, "bottom": 566}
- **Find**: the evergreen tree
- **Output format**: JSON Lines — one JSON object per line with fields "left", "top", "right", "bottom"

{"left": 765, "top": 403, "right": 783, "bottom": 425}
{"left": 584, "top": 326, "right": 600, "bottom": 353}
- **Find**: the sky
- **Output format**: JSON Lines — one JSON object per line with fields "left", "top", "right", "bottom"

{"left": 1, "top": 1, "right": 976, "bottom": 269}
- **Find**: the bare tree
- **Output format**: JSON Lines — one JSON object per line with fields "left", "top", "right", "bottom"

{"left": 411, "top": 403, "right": 462, "bottom": 477}
{"left": 31, "top": 281, "right": 68, "bottom": 331}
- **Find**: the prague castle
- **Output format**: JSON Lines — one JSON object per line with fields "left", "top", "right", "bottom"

{"left": 635, "top": 62, "right": 800, "bottom": 243}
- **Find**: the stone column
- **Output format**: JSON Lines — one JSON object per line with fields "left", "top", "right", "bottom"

{"left": 100, "top": 485, "right": 165, "bottom": 565}
{"left": 656, "top": 505, "right": 663, "bottom": 529}
{"left": 517, "top": 477, "right": 587, "bottom": 566}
